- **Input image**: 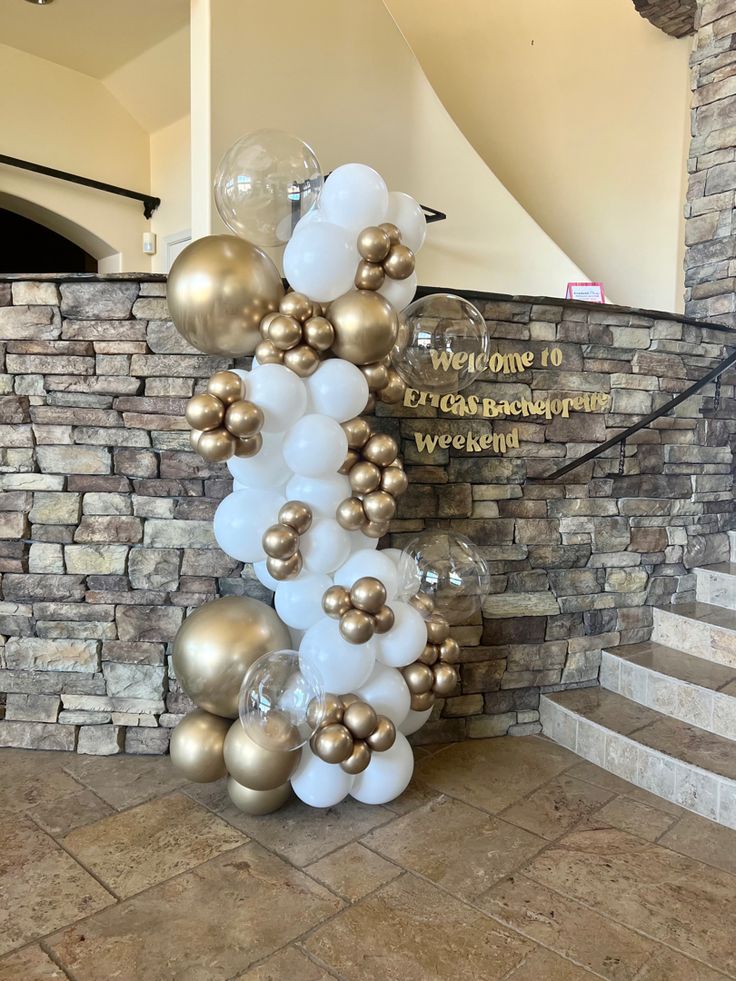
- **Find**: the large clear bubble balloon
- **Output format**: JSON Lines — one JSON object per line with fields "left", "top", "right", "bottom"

{"left": 400, "top": 530, "right": 490, "bottom": 625}
{"left": 214, "top": 129, "right": 323, "bottom": 248}
{"left": 391, "top": 293, "right": 489, "bottom": 394}
{"left": 239, "top": 649, "right": 324, "bottom": 752}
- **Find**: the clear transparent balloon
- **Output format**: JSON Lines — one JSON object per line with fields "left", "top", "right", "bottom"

{"left": 400, "top": 531, "right": 490, "bottom": 624}
{"left": 239, "top": 649, "right": 324, "bottom": 752}
{"left": 214, "top": 129, "right": 323, "bottom": 248}
{"left": 391, "top": 293, "right": 489, "bottom": 394}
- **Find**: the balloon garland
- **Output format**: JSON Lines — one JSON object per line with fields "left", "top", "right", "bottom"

{"left": 168, "top": 132, "right": 490, "bottom": 816}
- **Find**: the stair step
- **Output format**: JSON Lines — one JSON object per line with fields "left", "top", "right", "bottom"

{"left": 696, "top": 563, "right": 736, "bottom": 611}
{"left": 540, "top": 688, "right": 736, "bottom": 828}
{"left": 600, "top": 642, "right": 736, "bottom": 739}
{"left": 652, "top": 602, "right": 736, "bottom": 669}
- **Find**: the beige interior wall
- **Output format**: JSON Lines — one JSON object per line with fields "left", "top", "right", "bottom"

{"left": 0, "top": 43, "right": 152, "bottom": 271}
{"left": 150, "top": 116, "right": 191, "bottom": 273}
{"left": 386, "top": 0, "right": 692, "bottom": 312}
{"left": 196, "top": 0, "right": 585, "bottom": 296}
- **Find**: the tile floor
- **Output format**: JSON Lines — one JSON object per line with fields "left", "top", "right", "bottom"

{"left": 2, "top": 736, "right": 736, "bottom": 979}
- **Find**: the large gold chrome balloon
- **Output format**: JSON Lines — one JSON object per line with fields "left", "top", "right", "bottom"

{"left": 167, "top": 235, "right": 284, "bottom": 356}
{"left": 224, "top": 721, "right": 301, "bottom": 790}
{"left": 172, "top": 596, "right": 291, "bottom": 718}
{"left": 327, "top": 290, "right": 399, "bottom": 365}
{"left": 226, "top": 775, "right": 292, "bottom": 815}
{"left": 169, "top": 708, "right": 230, "bottom": 783}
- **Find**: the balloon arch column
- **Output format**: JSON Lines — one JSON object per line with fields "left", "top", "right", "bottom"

{"left": 166, "top": 131, "right": 489, "bottom": 814}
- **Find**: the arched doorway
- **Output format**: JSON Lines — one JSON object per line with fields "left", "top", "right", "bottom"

{"left": 0, "top": 208, "right": 97, "bottom": 274}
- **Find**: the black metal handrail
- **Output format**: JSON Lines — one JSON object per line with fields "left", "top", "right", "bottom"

{"left": 0, "top": 154, "right": 160, "bottom": 218}
{"left": 542, "top": 346, "right": 736, "bottom": 480}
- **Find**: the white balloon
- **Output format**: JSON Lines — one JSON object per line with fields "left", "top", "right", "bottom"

{"left": 227, "top": 431, "right": 291, "bottom": 490}
{"left": 300, "top": 617, "right": 376, "bottom": 694}
{"left": 347, "top": 530, "right": 379, "bottom": 554}
{"left": 379, "top": 271, "right": 417, "bottom": 312}
{"left": 293, "top": 207, "right": 325, "bottom": 235}
{"left": 213, "top": 490, "right": 285, "bottom": 563}
{"left": 300, "top": 519, "right": 351, "bottom": 575}
{"left": 399, "top": 707, "right": 433, "bottom": 736}
{"left": 283, "top": 221, "right": 357, "bottom": 303}
{"left": 335, "top": 549, "right": 399, "bottom": 599}
{"left": 376, "top": 601, "right": 427, "bottom": 668}
{"left": 356, "top": 662, "right": 411, "bottom": 727}
{"left": 350, "top": 731, "right": 414, "bottom": 804}
{"left": 291, "top": 745, "right": 354, "bottom": 808}
{"left": 288, "top": 626, "right": 305, "bottom": 649}
{"left": 283, "top": 414, "right": 348, "bottom": 478}
{"left": 386, "top": 191, "right": 427, "bottom": 253}
{"left": 305, "top": 360, "right": 369, "bottom": 422}
{"left": 253, "top": 559, "right": 280, "bottom": 591}
{"left": 320, "top": 163, "right": 389, "bottom": 232}
{"left": 381, "top": 548, "right": 422, "bottom": 601}
{"left": 275, "top": 574, "right": 332, "bottom": 630}
{"left": 286, "top": 473, "right": 352, "bottom": 519}
{"left": 245, "top": 363, "right": 307, "bottom": 434}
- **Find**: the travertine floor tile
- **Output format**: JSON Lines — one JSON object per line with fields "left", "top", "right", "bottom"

{"left": 47, "top": 843, "right": 342, "bottom": 981}
{"left": 522, "top": 826, "right": 736, "bottom": 974}
{"left": 29, "top": 788, "right": 113, "bottom": 837}
{"left": 0, "top": 814, "right": 114, "bottom": 956}
{"left": 505, "top": 946, "right": 596, "bottom": 979}
{"left": 234, "top": 946, "right": 335, "bottom": 980}
{"left": 0, "top": 749, "right": 82, "bottom": 815}
{"left": 500, "top": 774, "right": 613, "bottom": 840}
{"left": 659, "top": 812, "right": 736, "bottom": 877}
{"left": 61, "top": 792, "right": 245, "bottom": 897}
{"left": 304, "top": 872, "right": 534, "bottom": 980}
{"left": 63, "top": 754, "right": 186, "bottom": 809}
{"left": 592, "top": 796, "right": 676, "bottom": 842}
{"left": 415, "top": 735, "right": 575, "bottom": 813}
{"left": 305, "top": 842, "right": 400, "bottom": 903}
{"left": 0, "top": 944, "right": 67, "bottom": 980}
{"left": 362, "top": 797, "right": 545, "bottom": 901}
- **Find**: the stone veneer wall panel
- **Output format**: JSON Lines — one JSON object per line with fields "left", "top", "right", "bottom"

{"left": 0, "top": 275, "right": 734, "bottom": 753}
{"left": 632, "top": 0, "right": 696, "bottom": 37}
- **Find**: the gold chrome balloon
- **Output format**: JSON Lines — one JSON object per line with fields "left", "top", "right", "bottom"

{"left": 185, "top": 393, "right": 225, "bottom": 432}
{"left": 364, "top": 393, "right": 377, "bottom": 414}
{"left": 234, "top": 433, "right": 263, "bottom": 458}
{"left": 322, "top": 585, "right": 352, "bottom": 618}
{"left": 336, "top": 497, "right": 367, "bottom": 531}
{"left": 169, "top": 709, "right": 230, "bottom": 783}
{"left": 340, "top": 740, "right": 371, "bottom": 774}
{"left": 172, "top": 596, "right": 291, "bottom": 718}
{"left": 224, "top": 721, "right": 300, "bottom": 791}
{"left": 303, "top": 316, "right": 335, "bottom": 351}
{"left": 366, "top": 715, "right": 396, "bottom": 752}
{"left": 410, "top": 690, "right": 435, "bottom": 712}
{"left": 426, "top": 614, "right": 451, "bottom": 646}
{"left": 377, "top": 369, "right": 407, "bottom": 404}
{"left": 361, "top": 362, "right": 390, "bottom": 391}
{"left": 349, "top": 461, "right": 382, "bottom": 494}
{"left": 362, "top": 433, "right": 398, "bottom": 467}
{"left": 207, "top": 370, "right": 245, "bottom": 405}
{"left": 350, "top": 576, "right": 387, "bottom": 615}
{"left": 306, "top": 693, "right": 344, "bottom": 728}
{"left": 384, "top": 244, "right": 415, "bottom": 280}
{"left": 379, "top": 222, "right": 401, "bottom": 245}
{"left": 190, "top": 430, "right": 203, "bottom": 452}
{"left": 262, "top": 523, "right": 299, "bottom": 560}
{"left": 279, "top": 501, "right": 312, "bottom": 535}
{"left": 227, "top": 775, "right": 292, "bottom": 815}
{"left": 381, "top": 466, "right": 408, "bottom": 497}
{"left": 343, "top": 700, "right": 378, "bottom": 740}
{"left": 267, "top": 314, "right": 303, "bottom": 351}
{"left": 419, "top": 642, "right": 440, "bottom": 665}
{"left": 373, "top": 605, "right": 395, "bottom": 634}
{"left": 225, "top": 400, "right": 264, "bottom": 438}
{"left": 362, "top": 490, "right": 396, "bottom": 523}
{"left": 341, "top": 417, "right": 372, "bottom": 450}
{"left": 355, "top": 260, "right": 385, "bottom": 292}
{"left": 439, "top": 637, "right": 461, "bottom": 663}
{"left": 197, "top": 428, "right": 236, "bottom": 463}
{"left": 410, "top": 592, "right": 435, "bottom": 617}
{"left": 254, "top": 339, "right": 284, "bottom": 365}
{"left": 357, "top": 226, "right": 391, "bottom": 262}
{"left": 327, "top": 290, "right": 399, "bottom": 365}
{"left": 280, "top": 291, "right": 313, "bottom": 323}
{"left": 266, "top": 551, "right": 303, "bottom": 581}
{"left": 340, "top": 608, "right": 375, "bottom": 645}
{"left": 168, "top": 235, "right": 284, "bottom": 356}
{"left": 339, "top": 450, "right": 361, "bottom": 475}
{"left": 402, "top": 662, "right": 434, "bottom": 695}
{"left": 284, "top": 344, "right": 320, "bottom": 377}
{"left": 312, "top": 723, "right": 354, "bottom": 764}
{"left": 433, "top": 663, "right": 459, "bottom": 696}
{"left": 363, "top": 519, "right": 390, "bottom": 539}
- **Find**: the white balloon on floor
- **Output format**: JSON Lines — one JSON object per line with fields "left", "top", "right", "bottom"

{"left": 275, "top": 573, "right": 333, "bottom": 630}
{"left": 291, "top": 745, "right": 354, "bottom": 808}
{"left": 350, "top": 731, "right": 414, "bottom": 805}
{"left": 283, "top": 414, "right": 348, "bottom": 478}
{"left": 299, "top": 617, "right": 376, "bottom": 693}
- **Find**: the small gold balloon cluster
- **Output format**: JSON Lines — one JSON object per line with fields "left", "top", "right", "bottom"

{"left": 187, "top": 370, "right": 264, "bottom": 463}
{"left": 256, "top": 291, "right": 334, "bottom": 377}
{"left": 361, "top": 356, "right": 406, "bottom": 410}
{"left": 262, "top": 501, "right": 313, "bottom": 581}
{"left": 402, "top": 610, "right": 461, "bottom": 711}
{"left": 337, "top": 420, "right": 407, "bottom": 539}
{"left": 355, "top": 223, "right": 415, "bottom": 292}
{"left": 308, "top": 692, "right": 396, "bottom": 774}
{"left": 323, "top": 577, "right": 394, "bottom": 645}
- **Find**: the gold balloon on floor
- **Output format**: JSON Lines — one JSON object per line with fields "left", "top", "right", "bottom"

{"left": 226, "top": 775, "right": 292, "bottom": 816}
{"left": 172, "top": 596, "right": 291, "bottom": 719}
{"left": 167, "top": 234, "right": 284, "bottom": 356}
{"left": 169, "top": 708, "right": 230, "bottom": 783}
{"left": 223, "top": 721, "right": 301, "bottom": 791}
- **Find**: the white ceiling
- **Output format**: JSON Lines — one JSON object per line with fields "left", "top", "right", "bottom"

{"left": 0, "top": 0, "right": 189, "bottom": 79}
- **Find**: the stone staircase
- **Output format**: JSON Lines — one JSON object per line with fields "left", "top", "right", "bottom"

{"left": 541, "top": 532, "right": 736, "bottom": 829}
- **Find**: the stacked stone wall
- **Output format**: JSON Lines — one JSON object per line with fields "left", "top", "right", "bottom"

{"left": 632, "top": 0, "right": 696, "bottom": 37}
{"left": 0, "top": 276, "right": 734, "bottom": 753}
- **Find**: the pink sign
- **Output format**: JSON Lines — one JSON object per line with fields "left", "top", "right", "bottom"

{"left": 565, "top": 282, "right": 605, "bottom": 303}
